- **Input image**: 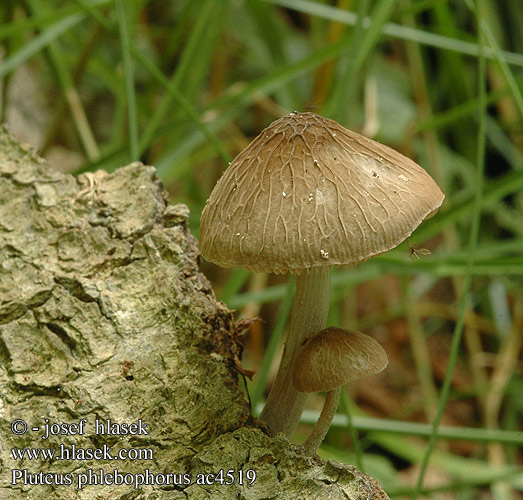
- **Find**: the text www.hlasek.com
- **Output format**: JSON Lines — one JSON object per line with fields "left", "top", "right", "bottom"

{"left": 11, "top": 443, "right": 153, "bottom": 461}
{"left": 11, "top": 445, "right": 155, "bottom": 490}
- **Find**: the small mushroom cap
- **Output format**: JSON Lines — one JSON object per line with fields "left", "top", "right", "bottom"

{"left": 200, "top": 112, "right": 444, "bottom": 274}
{"left": 292, "top": 327, "right": 388, "bottom": 393}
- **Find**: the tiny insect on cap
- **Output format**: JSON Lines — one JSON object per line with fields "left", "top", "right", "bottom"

{"left": 292, "top": 327, "right": 389, "bottom": 393}
{"left": 200, "top": 112, "right": 444, "bottom": 274}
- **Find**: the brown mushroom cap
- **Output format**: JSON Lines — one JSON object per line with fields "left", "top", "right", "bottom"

{"left": 292, "top": 327, "right": 388, "bottom": 393}
{"left": 200, "top": 112, "right": 444, "bottom": 274}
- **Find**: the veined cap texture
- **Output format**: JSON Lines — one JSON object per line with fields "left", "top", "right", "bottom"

{"left": 200, "top": 112, "right": 444, "bottom": 273}
{"left": 292, "top": 327, "right": 388, "bottom": 393}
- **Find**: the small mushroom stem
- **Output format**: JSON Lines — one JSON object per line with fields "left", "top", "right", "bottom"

{"left": 259, "top": 266, "right": 330, "bottom": 436}
{"left": 303, "top": 387, "right": 341, "bottom": 453}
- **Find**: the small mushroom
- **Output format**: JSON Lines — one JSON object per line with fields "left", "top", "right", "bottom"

{"left": 200, "top": 112, "right": 443, "bottom": 436}
{"left": 292, "top": 327, "right": 388, "bottom": 453}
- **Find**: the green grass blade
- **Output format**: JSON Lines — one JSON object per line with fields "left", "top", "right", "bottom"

{"left": 476, "top": 5, "right": 523, "bottom": 119}
{"left": 132, "top": 49, "right": 232, "bottom": 164}
{"left": 340, "top": 390, "right": 364, "bottom": 472}
{"left": 73, "top": 0, "right": 231, "bottom": 164}
{"left": 245, "top": 0, "right": 298, "bottom": 109}
{"left": 250, "top": 277, "right": 296, "bottom": 411}
{"left": 263, "top": 0, "right": 523, "bottom": 67}
{"left": 324, "top": 0, "right": 371, "bottom": 120}
{"left": 411, "top": 167, "right": 523, "bottom": 242}
{"left": 74, "top": 0, "right": 112, "bottom": 29}
{"left": 413, "top": 2, "right": 488, "bottom": 496}
{"left": 0, "top": 11, "right": 85, "bottom": 80}
{"left": 26, "top": 0, "right": 100, "bottom": 161}
{"left": 299, "top": 411, "right": 523, "bottom": 445}
{"left": 139, "top": 0, "right": 223, "bottom": 155}
{"left": 0, "top": 0, "right": 111, "bottom": 40}
{"left": 415, "top": 86, "right": 512, "bottom": 133}
{"left": 219, "top": 267, "right": 251, "bottom": 305}
{"left": 155, "top": 37, "right": 355, "bottom": 178}
{"left": 115, "top": 0, "right": 138, "bottom": 161}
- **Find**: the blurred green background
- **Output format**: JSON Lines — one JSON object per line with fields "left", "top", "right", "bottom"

{"left": 1, "top": 0, "right": 522, "bottom": 498}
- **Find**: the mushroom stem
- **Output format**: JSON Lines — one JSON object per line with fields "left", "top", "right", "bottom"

{"left": 303, "top": 387, "right": 341, "bottom": 453}
{"left": 259, "top": 266, "right": 330, "bottom": 436}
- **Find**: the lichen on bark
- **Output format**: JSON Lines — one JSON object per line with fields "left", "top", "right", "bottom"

{"left": 0, "top": 126, "right": 388, "bottom": 500}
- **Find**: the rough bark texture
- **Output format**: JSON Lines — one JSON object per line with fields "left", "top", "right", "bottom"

{"left": 0, "top": 126, "right": 389, "bottom": 500}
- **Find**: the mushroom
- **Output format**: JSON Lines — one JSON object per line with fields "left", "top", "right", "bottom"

{"left": 292, "top": 326, "right": 388, "bottom": 453}
{"left": 199, "top": 112, "right": 444, "bottom": 436}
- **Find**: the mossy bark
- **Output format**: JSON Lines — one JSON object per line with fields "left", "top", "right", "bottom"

{"left": 0, "top": 126, "right": 389, "bottom": 500}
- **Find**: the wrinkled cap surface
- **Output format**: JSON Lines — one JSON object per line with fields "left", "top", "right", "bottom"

{"left": 200, "top": 112, "right": 444, "bottom": 273}
{"left": 292, "top": 327, "right": 388, "bottom": 393}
